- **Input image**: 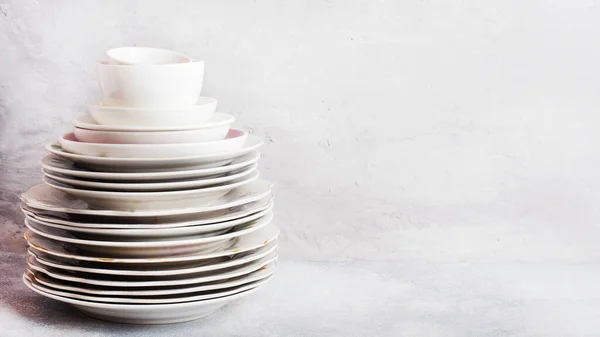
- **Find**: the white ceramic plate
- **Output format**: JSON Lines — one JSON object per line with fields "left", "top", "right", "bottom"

{"left": 22, "top": 201, "right": 273, "bottom": 237}
{"left": 28, "top": 241, "right": 277, "bottom": 276}
{"left": 25, "top": 223, "right": 279, "bottom": 264}
{"left": 24, "top": 213, "right": 273, "bottom": 257}
{"left": 21, "top": 178, "right": 272, "bottom": 217}
{"left": 88, "top": 98, "right": 219, "bottom": 129}
{"left": 20, "top": 196, "right": 272, "bottom": 229}
{"left": 42, "top": 170, "right": 259, "bottom": 210}
{"left": 77, "top": 111, "right": 231, "bottom": 132}
{"left": 27, "top": 270, "right": 272, "bottom": 304}
{"left": 22, "top": 274, "right": 263, "bottom": 324}
{"left": 41, "top": 152, "right": 260, "bottom": 182}
{"left": 60, "top": 129, "right": 248, "bottom": 159}
{"left": 27, "top": 251, "right": 278, "bottom": 287}
{"left": 30, "top": 261, "right": 275, "bottom": 296}
{"left": 42, "top": 163, "right": 257, "bottom": 192}
{"left": 46, "top": 135, "right": 263, "bottom": 171}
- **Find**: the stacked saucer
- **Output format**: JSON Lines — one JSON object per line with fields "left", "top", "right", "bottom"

{"left": 20, "top": 47, "right": 278, "bottom": 324}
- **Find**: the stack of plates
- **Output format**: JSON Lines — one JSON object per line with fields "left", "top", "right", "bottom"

{"left": 20, "top": 47, "right": 278, "bottom": 324}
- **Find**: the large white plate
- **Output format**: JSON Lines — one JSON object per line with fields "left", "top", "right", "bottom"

{"left": 24, "top": 213, "right": 274, "bottom": 257}
{"left": 42, "top": 163, "right": 257, "bottom": 192}
{"left": 22, "top": 274, "right": 263, "bottom": 324}
{"left": 22, "top": 201, "right": 273, "bottom": 237}
{"left": 20, "top": 197, "right": 272, "bottom": 229}
{"left": 60, "top": 129, "right": 248, "bottom": 159}
{"left": 45, "top": 135, "right": 263, "bottom": 172}
{"left": 21, "top": 178, "right": 273, "bottom": 217}
{"left": 41, "top": 171, "right": 259, "bottom": 211}
{"left": 29, "top": 261, "right": 275, "bottom": 296}
{"left": 24, "top": 222, "right": 279, "bottom": 263}
{"left": 26, "top": 252, "right": 278, "bottom": 287}
{"left": 28, "top": 241, "right": 277, "bottom": 276}
{"left": 41, "top": 151, "right": 260, "bottom": 181}
{"left": 26, "top": 271, "right": 272, "bottom": 304}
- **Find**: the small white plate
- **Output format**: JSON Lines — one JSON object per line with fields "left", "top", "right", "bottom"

{"left": 42, "top": 163, "right": 257, "bottom": 192}
{"left": 24, "top": 222, "right": 279, "bottom": 264}
{"left": 60, "top": 129, "right": 248, "bottom": 159}
{"left": 21, "top": 178, "right": 272, "bottom": 217}
{"left": 79, "top": 110, "right": 231, "bottom": 132}
{"left": 30, "top": 261, "right": 275, "bottom": 296}
{"left": 41, "top": 152, "right": 260, "bottom": 182}
{"left": 20, "top": 197, "right": 272, "bottom": 229}
{"left": 28, "top": 241, "right": 277, "bottom": 276}
{"left": 22, "top": 274, "right": 263, "bottom": 324}
{"left": 27, "top": 252, "right": 278, "bottom": 287}
{"left": 42, "top": 171, "right": 259, "bottom": 210}
{"left": 24, "top": 213, "right": 273, "bottom": 257}
{"left": 46, "top": 135, "right": 263, "bottom": 171}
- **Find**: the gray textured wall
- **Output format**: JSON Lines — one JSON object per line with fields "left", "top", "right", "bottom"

{"left": 2, "top": 0, "right": 600, "bottom": 264}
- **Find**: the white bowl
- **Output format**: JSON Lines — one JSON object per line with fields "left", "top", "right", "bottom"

{"left": 61, "top": 129, "right": 248, "bottom": 158}
{"left": 97, "top": 61, "right": 204, "bottom": 108}
{"left": 88, "top": 97, "right": 217, "bottom": 127}
{"left": 107, "top": 47, "right": 192, "bottom": 65}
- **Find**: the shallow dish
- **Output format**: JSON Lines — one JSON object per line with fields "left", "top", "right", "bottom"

{"left": 60, "top": 129, "right": 247, "bottom": 159}
{"left": 24, "top": 223, "right": 279, "bottom": 264}
{"left": 98, "top": 61, "right": 204, "bottom": 108}
{"left": 107, "top": 47, "right": 192, "bottom": 65}
{"left": 87, "top": 99, "right": 222, "bottom": 129}
{"left": 42, "top": 163, "right": 257, "bottom": 192}
{"left": 21, "top": 178, "right": 272, "bottom": 217}
{"left": 41, "top": 151, "right": 259, "bottom": 182}
{"left": 28, "top": 241, "right": 277, "bottom": 276}
{"left": 46, "top": 136, "right": 263, "bottom": 171}
{"left": 27, "top": 271, "right": 271, "bottom": 304}
{"left": 42, "top": 170, "right": 259, "bottom": 210}
{"left": 77, "top": 112, "right": 231, "bottom": 132}
{"left": 20, "top": 197, "right": 272, "bottom": 230}
{"left": 23, "top": 274, "right": 262, "bottom": 324}
{"left": 27, "top": 252, "right": 278, "bottom": 287}
{"left": 22, "top": 201, "right": 273, "bottom": 237}
{"left": 30, "top": 261, "right": 275, "bottom": 296}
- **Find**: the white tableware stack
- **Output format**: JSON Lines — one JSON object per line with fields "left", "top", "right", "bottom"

{"left": 19, "top": 47, "right": 278, "bottom": 324}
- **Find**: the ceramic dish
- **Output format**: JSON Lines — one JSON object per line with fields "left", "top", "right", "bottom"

{"left": 24, "top": 223, "right": 279, "bottom": 264}
{"left": 22, "top": 201, "right": 273, "bottom": 236}
{"left": 46, "top": 136, "right": 263, "bottom": 172}
{"left": 42, "top": 163, "right": 257, "bottom": 192}
{"left": 21, "top": 178, "right": 272, "bottom": 217}
{"left": 97, "top": 61, "right": 204, "bottom": 108}
{"left": 30, "top": 261, "right": 275, "bottom": 296}
{"left": 41, "top": 151, "right": 259, "bottom": 182}
{"left": 106, "top": 47, "right": 192, "bottom": 65}
{"left": 22, "top": 274, "right": 262, "bottom": 324}
{"left": 24, "top": 212, "right": 273, "bottom": 257}
{"left": 42, "top": 171, "right": 259, "bottom": 210}
{"left": 27, "top": 252, "right": 278, "bottom": 287}
{"left": 77, "top": 112, "right": 231, "bottom": 132}
{"left": 88, "top": 97, "right": 218, "bottom": 128}
{"left": 28, "top": 241, "right": 277, "bottom": 276}
{"left": 60, "top": 129, "right": 247, "bottom": 159}
{"left": 20, "top": 197, "right": 272, "bottom": 229}
{"left": 27, "top": 271, "right": 271, "bottom": 304}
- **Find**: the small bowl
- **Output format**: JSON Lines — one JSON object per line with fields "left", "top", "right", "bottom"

{"left": 97, "top": 61, "right": 204, "bottom": 108}
{"left": 107, "top": 47, "right": 192, "bottom": 65}
{"left": 60, "top": 129, "right": 249, "bottom": 158}
{"left": 89, "top": 97, "right": 217, "bottom": 127}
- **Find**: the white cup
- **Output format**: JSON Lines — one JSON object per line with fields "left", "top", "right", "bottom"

{"left": 107, "top": 47, "right": 193, "bottom": 65}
